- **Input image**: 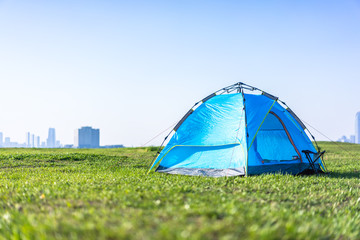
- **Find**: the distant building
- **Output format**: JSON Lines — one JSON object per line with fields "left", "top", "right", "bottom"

{"left": 36, "top": 136, "right": 40, "bottom": 148}
{"left": 0, "top": 132, "right": 3, "bottom": 147}
{"left": 26, "top": 132, "right": 30, "bottom": 147}
{"left": 31, "top": 134, "right": 35, "bottom": 148}
{"left": 74, "top": 126, "right": 100, "bottom": 148}
{"left": 338, "top": 136, "right": 348, "bottom": 143}
{"left": 100, "top": 145, "right": 124, "bottom": 149}
{"left": 4, "top": 137, "right": 10, "bottom": 147}
{"left": 47, "top": 128, "right": 56, "bottom": 148}
{"left": 356, "top": 112, "right": 360, "bottom": 144}
{"left": 338, "top": 135, "right": 355, "bottom": 144}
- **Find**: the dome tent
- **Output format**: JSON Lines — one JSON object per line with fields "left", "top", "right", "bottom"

{"left": 148, "top": 82, "right": 326, "bottom": 177}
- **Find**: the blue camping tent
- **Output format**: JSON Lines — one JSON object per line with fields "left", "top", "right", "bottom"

{"left": 148, "top": 82, "right": 326, "bottom": 177}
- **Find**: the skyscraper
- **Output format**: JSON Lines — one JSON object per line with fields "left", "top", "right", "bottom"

{"left": 0, "top": 132, "right": 3, "bottom": 147}
{"left": 36, "top": 136, "right": 40, "bottom": 148}
{"left": 26, "top": 132, "right": 30, "bottom": 147}
{"left": 75, "top": 126, "right": 100, "bottom": 148}
{"left": 356, "top": 112, "right": 360, "bottom": 144}
{"left": 31, "top": 134, "right": 35, "bottom": 148}
{"left": 47, "top": 128, "right": 56, "bottom": 148}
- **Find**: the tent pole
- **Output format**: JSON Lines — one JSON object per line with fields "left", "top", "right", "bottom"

{"left": 241, "top": 86, "right": 249, "bottom": 177}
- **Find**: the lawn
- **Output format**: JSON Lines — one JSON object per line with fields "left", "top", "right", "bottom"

{"left": 0, "top": 142, "right": 359, "bottom": 239}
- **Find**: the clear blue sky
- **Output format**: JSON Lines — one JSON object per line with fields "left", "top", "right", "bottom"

{"left": 0, "top": 0, "right": 359, "bottom": 146}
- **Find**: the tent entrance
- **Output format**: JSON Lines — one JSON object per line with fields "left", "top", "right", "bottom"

{"left": 255, "top": 111, "right": 302, "bottom": 163}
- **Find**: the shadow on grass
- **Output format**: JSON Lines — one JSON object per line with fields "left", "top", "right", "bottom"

{"left": 325, "top": 171, "right": 360, "bottom": 179}
{"left": 299, "top": 170, "right": 360, "bottom": 179}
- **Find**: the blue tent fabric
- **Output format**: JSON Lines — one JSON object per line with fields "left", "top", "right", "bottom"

{"left": 150, "top": 87, "right": 325, "bottom": 177}
{"left": 150, "top": 93, "right": 247, "bottom": 177}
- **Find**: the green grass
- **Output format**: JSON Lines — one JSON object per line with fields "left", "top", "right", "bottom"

{"left": 0, "top": 142, "right": 359, "bottom": 239}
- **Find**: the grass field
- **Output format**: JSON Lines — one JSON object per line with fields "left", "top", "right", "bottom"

{"left": 0, "top": 142, "right": 359, "bottom": 239}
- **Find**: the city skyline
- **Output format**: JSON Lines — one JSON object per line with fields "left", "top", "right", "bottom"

{"left": 0, "top": 127, "right": 62, "bottom": 148}
{"left": 337, "top": 112, "right": 360, "bottom": 144}
{"left": 3, "top": 108, "right": 360, "bottom": 148}
{"left": 0, "top": 126, "right": 123, "bottom": 148}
